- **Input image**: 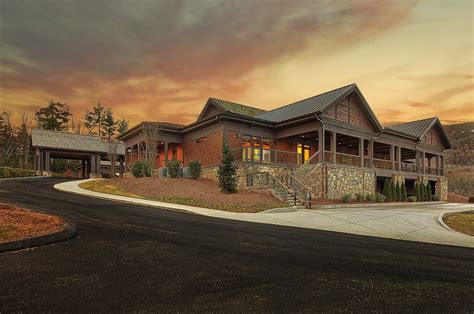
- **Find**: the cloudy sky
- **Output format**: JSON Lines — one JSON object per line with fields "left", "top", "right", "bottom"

{"left": 0, "top": 0, "right": 472, "bottom": 126}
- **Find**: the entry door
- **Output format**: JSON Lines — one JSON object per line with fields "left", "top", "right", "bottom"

{"left": 297, "top": 143, "right": 311, "bottom": 164}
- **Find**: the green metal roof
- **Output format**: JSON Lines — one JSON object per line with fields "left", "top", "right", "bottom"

{"left": 256, "top": 84, "right": 355, "bottom": 122}
{"left": 209, "top": 98, "right": 267, "bottom": 118}
{"left": 386, "top": 117, "right": 452, "bottom": 148}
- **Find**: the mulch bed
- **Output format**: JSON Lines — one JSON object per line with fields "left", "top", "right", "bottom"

{"left": 0, "top": 203, "right": 66, "bottom": 243}
{"left": 90, "top": 177, "right": 285, "bottom": 213}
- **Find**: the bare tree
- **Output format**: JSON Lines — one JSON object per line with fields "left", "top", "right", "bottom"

{"left": 142, "top": 122, "right": 162, "bottom": 176}
{"left": 107, "top": 141, "right": 120, "bottom": 179}
{"left": 17, "top": 111, "right": 33, "bottom": 169}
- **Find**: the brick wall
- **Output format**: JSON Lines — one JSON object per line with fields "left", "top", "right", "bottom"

{"left": 183, "top": 130, "right": 223, "bottom": 167}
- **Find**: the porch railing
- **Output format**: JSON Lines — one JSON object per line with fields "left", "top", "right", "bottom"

{"left": 336, "top": 152, "right": 360, "bottom": 166}
{"left": 401, "top": 162, "right": 416, "bottom": 173}
{"left": 373, "top": 158, "right": 392, "bottom": 170}
{"left": 231, "top": 147, "right": 301, "bottom": 165}
{"left": 287, "top": 173, "right": 312, "bottom": 208}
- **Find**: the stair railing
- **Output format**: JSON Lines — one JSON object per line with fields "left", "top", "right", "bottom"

{"left": 288, "top": 172, "right": 312, "bottom": 208}
{"left": 247, "top": 171, "right": 289, "bottom": 202}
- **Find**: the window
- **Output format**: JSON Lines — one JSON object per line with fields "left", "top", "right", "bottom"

{"left": 253, "top": 136, "right": 262, "bottom": 161}
{"left": 196, "top": 137, "right": 208, "bottom": 143}
{"left": 242, "top": 134, "right": 252, "bottom": 161}
{"left": 262, "top": 138, "right": 271, "bottom": 162}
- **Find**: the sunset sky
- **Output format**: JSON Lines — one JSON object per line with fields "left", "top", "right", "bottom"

{"left": 0, "top": 0, "right": 472, "bottom": 127}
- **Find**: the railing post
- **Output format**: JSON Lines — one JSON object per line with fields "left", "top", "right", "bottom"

{"left": 332, "top": 131, "right": 337, "bottom": 164}
{"left": 359, "top": 138, "right": 364, "bottom": 167}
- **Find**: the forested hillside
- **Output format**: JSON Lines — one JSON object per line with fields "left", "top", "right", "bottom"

{"left": 444, "top": 122, "right": 473, "bottom": 197}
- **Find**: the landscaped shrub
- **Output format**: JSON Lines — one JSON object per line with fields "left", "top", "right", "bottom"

{"left": 375, "top": 193, "right": 386, "bottom": 203}
{"left": 218, "top": 145, "right": 237, "bottom": 193}
{"left": 408, "top": 196, "right": 417, "bottom": 202}
{"left": 468, "top": 197, "right": 474, "bottom": 203}
{"left": 341, "top": 194, "right": 351, "bottom": 203}
{"left": 426, "top": 183, "right": 433, "bottom": 201}
{"left": 401, "top": 182, "right": 408, "bottom": 201}
{"left": 396, "top": 182, "right": 402, "bottom": 202}
{"left": 390, "top": 181, "right": 396, "bottom": 201}
{"left": 433, "top": 195, "right": 440, "bottom": 201}
{"left": 366, "top": 193, "right": 376, "bottom": 202}
{"left": 189, "top": 160, "right": 202, "bottom": 180}
{"left": 3, "top": 167, "right": 12, "bottom": 178}
{"left": 355, "top": 193, "right": 364, "bottom": 201}
{"left": 166, "top": 159, "right": 181, "bottom": 178}
{"left": 420, "top": 183, "right": 426, "bottom": 202}
{"left": 131, "top": 160, "right": 151, "bottom": 178}
{"left": 383, "top": 178, "right": 391, "bottom": 201}
{"left": 414, "top": 183, "right": 420, "bottom": 202}
{"left": 0, "top": 167, "right": 3, "bottom": 177}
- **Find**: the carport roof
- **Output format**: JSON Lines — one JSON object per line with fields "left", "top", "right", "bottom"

{"left": 31, "top": 129, "right": 125, "bottom": 155}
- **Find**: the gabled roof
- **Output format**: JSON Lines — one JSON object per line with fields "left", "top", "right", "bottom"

{"left": 31, "top": 129, "right": 125, "bottom": 154}
{"left": 386, "top": 117, "right": 452, "bottom": 148}
{"left": 141, "top": 121, "right": 185, "bottom": 130}
{"left": 256, "top": 84, "right": 355, "bottom": 123}
{"left": 197, "top": 98, "right": 267, "bottom": 121}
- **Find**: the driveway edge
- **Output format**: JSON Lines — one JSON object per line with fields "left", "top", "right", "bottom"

{"left": 437, "top": 210, "right": 474, "bottom": 236}
{"left": 0, "top": 222, "right": 76, "bottom": 253}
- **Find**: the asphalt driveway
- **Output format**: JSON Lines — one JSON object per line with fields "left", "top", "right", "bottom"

{"left": 1, "top": 178, "right": 473, "bottom": 312}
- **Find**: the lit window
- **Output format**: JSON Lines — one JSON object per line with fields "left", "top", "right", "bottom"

{"left": 242, "top": 135, "right": 252, "bottom": 161}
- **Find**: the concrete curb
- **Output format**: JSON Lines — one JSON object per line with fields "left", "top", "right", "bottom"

{"left": 437, "top": 210, "right": 474, "bottom": 236}
{"left": 315, "top": 201, "right": 447, "bottom": 210}
{"left": 0, "top": 222, "right": 76, "bottom": 253}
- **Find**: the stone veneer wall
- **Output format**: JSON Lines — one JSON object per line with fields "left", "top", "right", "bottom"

{"left": 435, "top": 177, "right": 448, "bottom": 201}
{"left": 324, "top": 165, "right": 376, "bottom": 199}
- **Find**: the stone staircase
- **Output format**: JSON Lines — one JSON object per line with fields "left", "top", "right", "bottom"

{"left": 292, "top": 162, "right": 318, "bottom": 182}
{"left": 275, "top": 190, "right": 305, "bottom": 208}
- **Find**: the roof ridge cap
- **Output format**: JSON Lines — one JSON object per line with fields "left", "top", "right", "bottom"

{"left": 210, "top": 97, "right": 265, "bottom": 111}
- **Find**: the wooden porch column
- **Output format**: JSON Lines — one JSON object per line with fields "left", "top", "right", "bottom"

{"left": 164, "top": 142, "right": 169, "bottom": 162}
{"left": 38, "top": 149, "right": 44, "bottom": 172}
{"left": 390, "top": 144, "right": 395, "bottom": 171}
{"left": 397, "top": 146, "right": 402, "bottom": 172}
{"left": 81, "top": 160, "right": 86, "bottom": 178}
{"left": 96, "top": 155, "right": 101, "bottom": 175}
{"left": 119, "top": 156, "right": 124, "bottom": 178}
{"left": 359, "top": 138, "right": 364, "bottom": 167}
{"left": 369, "top": 140, "right": 374, "bottom": 167}
{"left": 90, "top": 155, "right": 96, "bottom": 174}
{"left": 44, "top": 151, "right": 50, "bottom": 172}
{"left": 436, "top": 155, "right": 440, "bottom": 175}
{"left": 421, "top": 151, "right": 426, "bottom": 175}
{"left": 137, "top": 143, "right": 142, "bottom": 161}
{"left": 331, "top": 131, "right": 337, "bottom": 164}
{"left": 318, "top": 127, "right": 324, "bottom": 163}
{"left": 441, "top": 155, "right": 445, "bottom": 176}
{"left": 415, "top": 151, "right": 420, "bottom": 173}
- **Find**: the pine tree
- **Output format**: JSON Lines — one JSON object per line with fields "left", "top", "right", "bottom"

{"left": 396, "top": 182, "right": 402, "bottom": 202}
{"left": 382, "top": 178, "right": 391, "bottom": 201}
{"left": 35, "top": 101, "right": 71, "bottom": 131}
{"left": 83, "top": 111, "right": 96, "bottom": 135}
{"left": 420, "top": 183, "right": 426, "bottom": 202}
{"left": 217, "top": 145, "right": 237, "bottom": 193}
{"left": 390, "top": 181, "right": 396, "bottom": 202}
{"left": 117, "top": 118, "right": 129, "bottom": 136}
{"left": 102, "top": 110, "right": 116, "bottom": 141}
{"left": 93, "top": 102, "right": 105, "bottom": 137}
{"left": 414, "top": 183, "right": 420, "bottom": 202}
{"left": 401, "top": 182, "right": 408, "bottom": 201}
{"left": 426, "top": 183, "right": 433, "bottom": 201}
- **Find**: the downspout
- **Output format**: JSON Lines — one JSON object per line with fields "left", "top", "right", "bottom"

{"left": 315, "top": 113, "right": 327, "bottom": 198}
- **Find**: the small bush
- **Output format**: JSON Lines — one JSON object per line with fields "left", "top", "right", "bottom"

{"left": 3, "top": 168, "right": 12, "bottom": 178}
{"left": 189, "top": 160, "right": 202, "bottom": 180}
{"left": 391, "top": 181, "right": 396, "bottom": 201}
{"left": 383, "top": 178, "right": 391, "bottom": 201}
{"left": 166, "top": 159, "right": 181, "bottom": 178}
{"left": 355, "top": 193, "right": 364, "bottom": 201}
{"left": 375, "top": 193, "right": 386, "bottom": 203}
{"left": 366, "top": 194, "right": 376, "bottom": 202}
{"left": 468, "top": 196, "right": 474, "bottom": 203}
{"left": 341, "top": 194, "right": 351, "bottom": 203}
{"left": 414, "top": 183, "right": 420, "bottom": 201}
{"left": 420, "top": 183, "right": 426, "bottom": 202}
{"left": 0, "top": 167, "right": 4, "bottom": 177}
{"left": 432, "top": 195, "right": 440, "bottom": 201}
{"left": 131, "top": 160, "right": 151, "bottom": 178}
{"left": 408, "top": 196, "right": 417, "bottom": 202}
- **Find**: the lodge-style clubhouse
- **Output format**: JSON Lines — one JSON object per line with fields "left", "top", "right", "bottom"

{"left": 118, "top": 84, "right": 451, "bottom": 203}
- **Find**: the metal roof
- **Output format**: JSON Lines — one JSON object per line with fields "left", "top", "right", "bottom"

{"left": 141, "top": 121, "right": 185, "bottom": 130}
{"left": 31, "top": 129, "right": 125, "bottom": 155}
{"left": 209, "top": 98, "right": 267, "bottom": 117}
{"left": 256, "top": 84, "right": 355, "bottom": 122}
{"left": 386, "top": 117, "right": 438, "bottom": 138}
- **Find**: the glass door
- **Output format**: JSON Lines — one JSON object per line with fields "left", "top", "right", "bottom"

{"left": 297, "top": 143, "right": 311, "bottom": 164}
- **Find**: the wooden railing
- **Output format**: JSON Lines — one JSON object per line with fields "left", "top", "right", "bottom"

{"left": 336, "top": 152, "right": 360, "bottom": 166}
{"left": 373, "top": 158, "right": 392, "bottom": 170}
{"left": 287, "top": 173, "right": 312, "bottom": 208}
{"left": 363, "top": 157, "right": 370, "bottom": 168}
{"left": 401, "top": 162, "right": 416, "bottom": 173}
{"left": 231, "top": 147, "right": 301, "bottom": 165}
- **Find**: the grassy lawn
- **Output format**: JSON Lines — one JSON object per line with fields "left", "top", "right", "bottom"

{"left": 0, "top": 203, "right": 66, "bottom": 243}
{"left": 79, "top": 178, "right": 286, "bottom": 213}
{"left": 444, "top": 211, "right": 474, "bottom": 236}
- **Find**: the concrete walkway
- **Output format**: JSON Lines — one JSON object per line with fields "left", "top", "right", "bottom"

{"left": 55, "top": 179, "right": 474, "bottom": 248}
